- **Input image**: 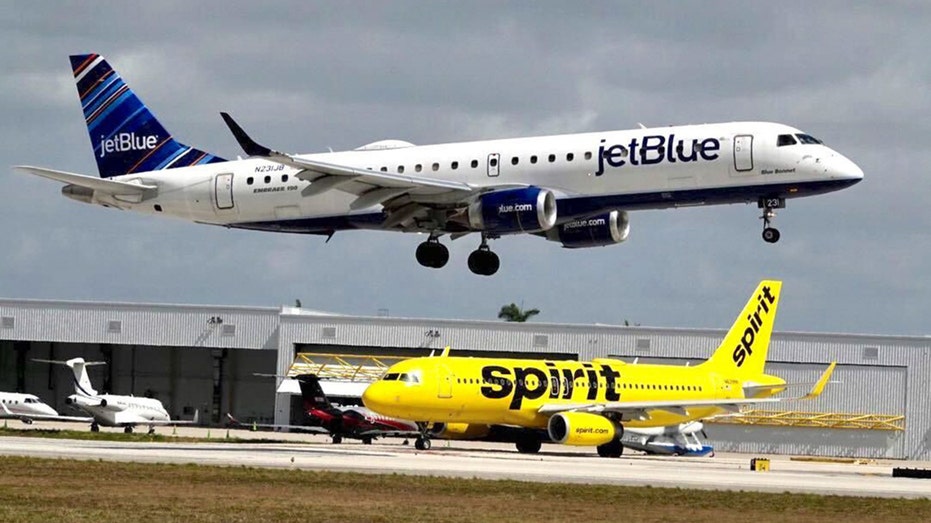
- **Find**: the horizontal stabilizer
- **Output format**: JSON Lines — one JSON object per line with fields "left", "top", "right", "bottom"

{"left": 14, "top": 166, "right": 156, "bottom": 196}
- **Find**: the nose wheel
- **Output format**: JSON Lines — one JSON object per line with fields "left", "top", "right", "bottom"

{"left": 468, "top": 234, "right": 500, "bottom": 276}
{"left": 758, "top": 197, "right": 785, "bottom": 244}
{"left": 414, "top": 422, "right": 432, "bottom": 451}
{"left": 415, "top": 235, "right": 449, "bottom": 269}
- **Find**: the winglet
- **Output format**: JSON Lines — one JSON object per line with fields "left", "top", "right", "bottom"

{"left": 802, "top": 362, "right": 836, "bottom": 400}
{"left": 440, "top": 346, "right": 451, "bottom": 357}
{"left": 220, "top": 112, "right": 273, "bottom": 157}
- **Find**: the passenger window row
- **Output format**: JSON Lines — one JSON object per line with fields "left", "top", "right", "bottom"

{"left": 368, "top": 151, "right": 594, "bottom": 175}
{"left": 460, "top": 377, "right": 703, "bottom": 391}
{"left": 246, "top": 174, "right": 290, "bottom": 186}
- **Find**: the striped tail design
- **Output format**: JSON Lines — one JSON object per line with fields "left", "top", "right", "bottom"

{"left": 70, "top": 53, "right": 226, "bottom": 178}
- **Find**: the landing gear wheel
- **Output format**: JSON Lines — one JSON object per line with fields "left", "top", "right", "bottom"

{"left": 467, "top": 248, "right": 500, "bottom": 276}
{"left": 415, "top": 238, "right": 449, "bottom": 269}
{"left": 758, "top": 197, "right": 785, "bottom": 244}
{"left": 415, "top": 437, "right": 431, "bottom": 451}
{"left": 596, "top": 439, "right": 624, "bottom": 458}
{"left": 148, "top": 427, "right": 156, "bottom": 435}
{"left": 90, "top": 423, "right": 100, "bottom": 433}
{"left": 515, "top": 435, "right": 542, "bottom": 454}
{"left": 124, "top": 426, "right": 134, "bottom": 434}
{"left": 362, "top": 437, "right": 373, "bottom": 445}
{"left": 331, "top": 435, "right": 343, "bottom": 444}
{"left": 762, "top": 227, "right": 781, "bottom": 243}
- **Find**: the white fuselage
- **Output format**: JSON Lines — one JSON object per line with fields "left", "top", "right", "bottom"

{"left": 85, "top": 121, "right": 862, "bottom": 234}
{"left": 0, "top": 392, "right": 59, "bottom": 417}
{"left": 67, "top": 393, "right": 170, "bottom": 426}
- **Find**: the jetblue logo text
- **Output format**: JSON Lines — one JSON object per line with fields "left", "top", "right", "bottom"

{"left": 481, "top": 363, "right": 621, "bottom": 410}
{"left": 99, "top": 133, "right": 158, "bottom": 158}
{"left": 733, "top": 286, "right": 777, "bottom": 367}
{"left": 497, "top": 203, "right": 533, "bottom": 214}
{"left": 595, "top": 135, "right": 721, "bottom": 176}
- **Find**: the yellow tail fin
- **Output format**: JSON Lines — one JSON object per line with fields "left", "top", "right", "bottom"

{"left": 702, "top": 280, "right": 782, "bottom": 379}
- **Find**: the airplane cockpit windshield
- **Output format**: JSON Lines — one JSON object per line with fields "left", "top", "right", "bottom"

{"left": 777, "top": 133, "right": 824, "bottom": 147}
{"left": 381, "top": 372, "right": 421, "bottom": 383}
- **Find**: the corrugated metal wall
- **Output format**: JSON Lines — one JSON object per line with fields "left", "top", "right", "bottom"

{"left": 0, "top": 299, "right": 279, "bottom": 349}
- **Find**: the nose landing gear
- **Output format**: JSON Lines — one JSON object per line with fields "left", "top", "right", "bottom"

{"left": 759, "top": 197, "right": 785, "bottom": 244}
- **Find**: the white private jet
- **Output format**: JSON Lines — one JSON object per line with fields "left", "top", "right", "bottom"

{"left": 0, "top": 391, "right": 91, "bottom": 425}
{"left": 15, "top": 53, "right": 863, "bottom": 275}
{"left": 34, "top": 357, "right": 196, "bottom": 433}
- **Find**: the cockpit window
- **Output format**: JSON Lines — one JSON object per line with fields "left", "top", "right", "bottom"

{"left": 383, "top": 373, "right": 400, "bottom": 381}
{"left": 399, "top": 373, "right": 420, "bottom": 383}
{"left": 795, "top": 133, "right": 823, "bottom": 145}
{"left": 777, "top": 134, "right": 797, "bottom": 147}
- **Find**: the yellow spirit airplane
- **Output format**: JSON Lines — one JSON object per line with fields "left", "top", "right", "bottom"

{"left": 363, "top": 280, "right": 835, "bottom": 456}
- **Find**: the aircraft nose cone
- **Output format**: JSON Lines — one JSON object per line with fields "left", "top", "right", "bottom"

{"left": 830, "top": 153, "right": 864, "bottom": 182}
{"left": 362, "top": 382, "right": 387, "bottom": 412}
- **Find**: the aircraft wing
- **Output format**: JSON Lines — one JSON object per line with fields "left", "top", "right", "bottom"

{"left": 356, "top": 429, "right": 421, "bottom": 438}
{"left": 538, "top": 362, "right": 836, "bottom": 419}
{"left": 221, "top": 113, "right": 522, "bottom": 230}
{"left": 0, "top": 405, "right": 93, "bottom": 424}
{"left": 225, "top": 414, "right": 329, "bottom": 434}
{"left": 13, "top": 166, "right": 157, "bottom": 197}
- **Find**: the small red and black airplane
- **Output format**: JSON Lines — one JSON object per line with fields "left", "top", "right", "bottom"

{"left": 228, "top": 374, "right": 419, "bottom": 444}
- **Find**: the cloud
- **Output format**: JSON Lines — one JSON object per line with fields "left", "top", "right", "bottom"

{"left": 0, "top": 2, "right": 928, "bottom": 336}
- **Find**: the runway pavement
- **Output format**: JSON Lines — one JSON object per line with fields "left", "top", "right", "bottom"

{"left": 2, "top": 424, "right": 930, "bottom": 498}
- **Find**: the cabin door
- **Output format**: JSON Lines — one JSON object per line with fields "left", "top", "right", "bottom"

{"left": 732, "top": 135, "right": 754, "bottom": 173}
{"left": 437, "top": 365, "right": 453, "bottom": 399}
{"left": 487, "top": 153, "right": 500, "bottom": 177}
{"left": 215, "top": 173, "right": 234, "bottom": 210}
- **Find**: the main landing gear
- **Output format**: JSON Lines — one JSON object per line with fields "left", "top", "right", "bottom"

{"left": 759, "top": 197, "right": 786, "bottom": 244}
{"left": 467, "top": 234, "right": 499, "bottom": 276}
{"left": 596, "top": 438, "right": 624, "bottom": 458}
{"left": 415, "top": 233, "right": 501, "bottom": 276}
{"left": 415, "top": 235, "right": 449, "bottom": 269}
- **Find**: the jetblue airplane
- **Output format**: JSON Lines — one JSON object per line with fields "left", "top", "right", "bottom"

{"left": 16, "top": 54, "right": 863, "bottom": 275}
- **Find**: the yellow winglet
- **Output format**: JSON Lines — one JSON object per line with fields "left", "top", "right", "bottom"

{"left": 802, "top": 362, "right": 836, "bottom": 400}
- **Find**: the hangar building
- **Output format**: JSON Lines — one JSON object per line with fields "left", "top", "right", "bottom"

{"left": 1, "top": 297, "right": 926, "bottom": 459}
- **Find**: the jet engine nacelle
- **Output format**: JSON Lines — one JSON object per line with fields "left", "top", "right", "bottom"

{"left": 429, "top": 422, "right": 491, "bottom": 440}
{"left": 545, "top": 211, "right": 630, "bottom": 248}
{"left": 468, "top": 187, "right": 557, "bottom": 233}
{"left": 547, "top": 412, "right": 620, "bottom": 447}
{"left": 66, "top": 395, "right": 100, "bottom": 409}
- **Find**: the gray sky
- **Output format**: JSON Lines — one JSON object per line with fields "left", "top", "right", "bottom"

{"left": 1, "top": 2, "right": 929, "bottom": 335}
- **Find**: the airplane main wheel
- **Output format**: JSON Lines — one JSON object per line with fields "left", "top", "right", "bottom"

{"left": 762, "top": 227, "right": 781, "bottom": 243}
{"left": 467, "top": 249, "right": 500, "bottom": 276}
{"left": 415, "top": 241, "right": 449, "bottom": 269}
{"left": 596, "top": 439, "right": 623, "bottom": 458}
{"left": 90, "top": 423, "right": 100, "bottom": 433}
{"left": 415, "top": 437, "right": 431, "bottom": 451}
{"left": 362, "top": 437, "right": 373, "bottom": 445}
{"left": 124, "top": 426, "right": 134, "bottom": 434}
{"left": 515, "top": 435, "right": 542, "bottom": 454}
{"left": 332, "top": 435, "right": 343, "bottom": 444}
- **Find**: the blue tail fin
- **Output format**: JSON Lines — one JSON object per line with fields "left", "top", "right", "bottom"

{"left": 70, "top": 53, "right": 226, "bottom": 178}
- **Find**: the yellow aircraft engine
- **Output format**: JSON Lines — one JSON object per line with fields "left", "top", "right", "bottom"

{"left": 547, "top": 412, "right": 620, "bottom": 446}
{"left": 429, "top": 422, "right": 491, "bottom": 440}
